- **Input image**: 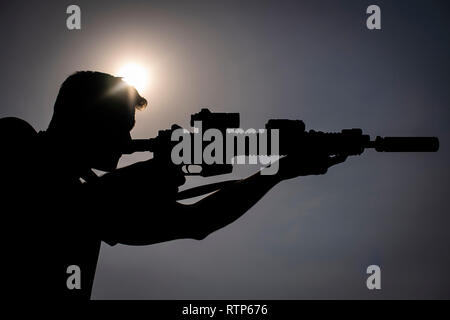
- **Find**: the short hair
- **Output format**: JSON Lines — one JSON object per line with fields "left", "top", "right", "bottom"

{"left": 48, "top": 71, "right": 147, "bottom": 134}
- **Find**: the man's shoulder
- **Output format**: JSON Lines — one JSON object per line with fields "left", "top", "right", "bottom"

{"left": 0, "top": 117, "right": 37, "bottom": 148}
{"left": 0, "top": 117, "right": 38, "bottom": 170}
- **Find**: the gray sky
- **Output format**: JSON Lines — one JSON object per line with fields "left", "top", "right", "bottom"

{"left": 1, "top": 0, "right": 449, "bottom": 299}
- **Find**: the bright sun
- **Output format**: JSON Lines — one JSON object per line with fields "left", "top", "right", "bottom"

{"left": 117, "top": 63, "right": 148, "bottom": 93}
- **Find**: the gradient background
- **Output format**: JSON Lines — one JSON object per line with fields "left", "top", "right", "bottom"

{"left": 0, "top": 0, "right": 449, "bottom": 299}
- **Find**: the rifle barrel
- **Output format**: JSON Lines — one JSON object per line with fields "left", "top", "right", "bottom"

{"left": 366, "top": 136, "right": 439, "bottom": 152}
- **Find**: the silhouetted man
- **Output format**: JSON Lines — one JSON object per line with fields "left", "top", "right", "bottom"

{"left": 0, "top": 71, "right": 348, "bottom": 300}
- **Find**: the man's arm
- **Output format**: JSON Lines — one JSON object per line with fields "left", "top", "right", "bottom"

{"left": 182, "top": 170, "right": 281, "bottom": 240}
{"left": 109, "top": 153, "right": 348, "bottom": 245}
{"left": 178, "top": 152, "right": 349, "bottom": 240}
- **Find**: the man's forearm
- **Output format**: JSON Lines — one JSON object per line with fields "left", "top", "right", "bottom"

{"left": 187, "top": 171, "right": 282, "bottom": 239}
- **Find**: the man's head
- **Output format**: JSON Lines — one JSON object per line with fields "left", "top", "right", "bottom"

{"left": 48, "top": 71, "right": 147, "bottom": 171}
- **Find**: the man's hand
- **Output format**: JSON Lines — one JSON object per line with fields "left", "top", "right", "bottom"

{"left": 275, "top": 152, "right": 349, "bottom": 181}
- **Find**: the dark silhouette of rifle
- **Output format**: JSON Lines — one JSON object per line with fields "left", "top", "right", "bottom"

{"left": 122, "top": 108, "right": 439, "bottom": 200}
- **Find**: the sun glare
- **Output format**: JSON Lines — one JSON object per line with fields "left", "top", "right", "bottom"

{"left": 117, "top": 63, "right": 148, "bottom": 93}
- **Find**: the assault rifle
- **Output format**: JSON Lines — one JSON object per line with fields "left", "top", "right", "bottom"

{"left": 122, "top": 108, "right": 439, "bottom": 199}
